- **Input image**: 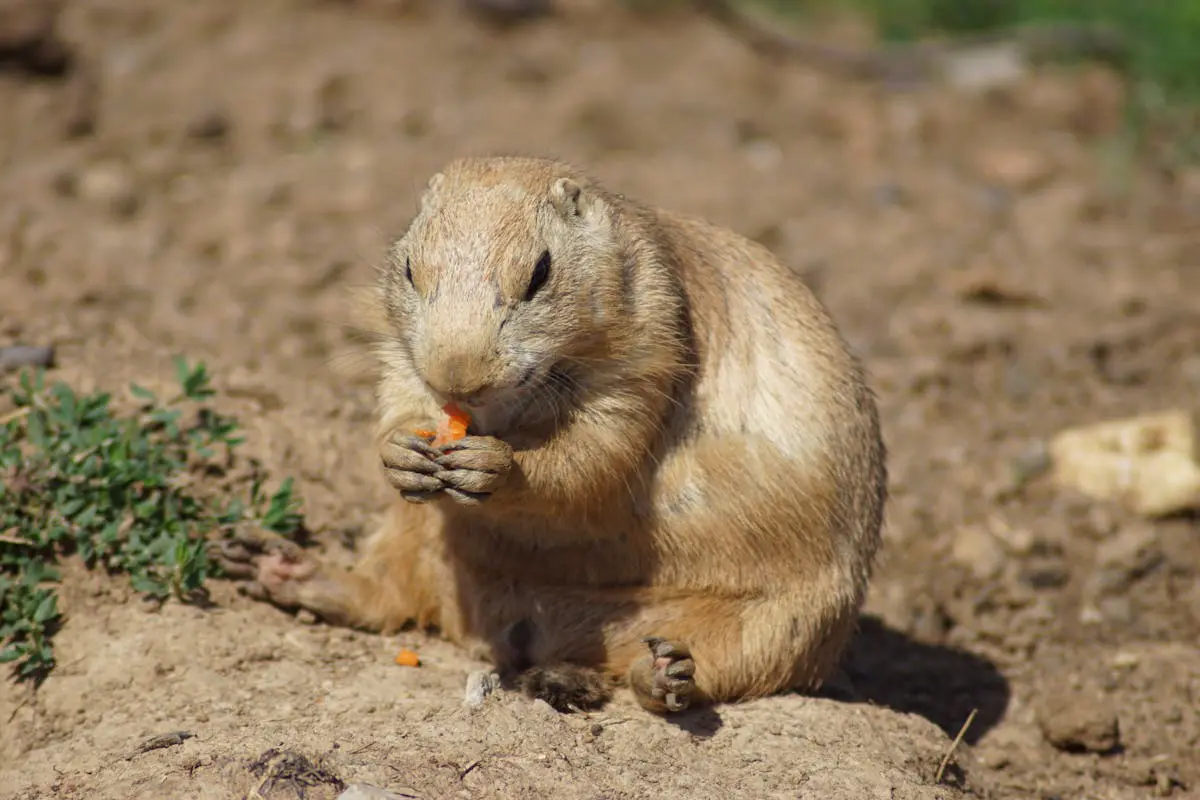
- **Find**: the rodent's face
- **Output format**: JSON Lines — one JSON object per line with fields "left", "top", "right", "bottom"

{"left": 381, "top": 170, "right": 626, "bottom": 429}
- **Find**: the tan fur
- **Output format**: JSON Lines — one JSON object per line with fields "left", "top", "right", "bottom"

{"left": 271, "top": 156, "right": 886, "bottom": 712}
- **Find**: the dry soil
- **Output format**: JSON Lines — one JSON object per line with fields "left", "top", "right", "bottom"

{"left": 1, "top": 1, "right": 1199, "bottom": 799}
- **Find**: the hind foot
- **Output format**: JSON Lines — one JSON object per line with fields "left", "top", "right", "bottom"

{"left": 514, "top": 664, "right": 613, "bottom": 713}
{"left": 211, "top": 533, "right": 352, "bottom": 623}
{"left": 630, "top": 637, "right": 697, "bottom": 713}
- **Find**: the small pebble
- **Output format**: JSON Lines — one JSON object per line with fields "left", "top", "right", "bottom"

{"left": 463, "top": 670, "right": 500, "bottom": 708}
{"left": 1087, "top": 525, "right": 1164, "bottom": 597}
{"left": 872, "top": 182, "right": 909, "bottom": 208}
{"left": 78, "top": 161, "right": 140, "bottom": 219}
{"left": 1011, "top": 441, "right": 1051, "bottom": 483}
{"left": 1036, "top": 692, "right": 1121, "bottom": 753}
{"left": 1110, "top": 651, "right": 1140, "bottom": 669}
{"left": 186, "top": 109, "right": 231, "bottom": 141}
{"left": 0, "top": 344, "right": 55, "bottom": 372}
{"left": 1019, "top": 562, "right": 1069, "bottom": 590}
{"left": 950, "top": 525, "right": 1007, "bottom": 581}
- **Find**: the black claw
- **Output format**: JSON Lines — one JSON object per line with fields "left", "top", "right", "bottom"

{"left": 664, "top": 678, "right": 692, "bottom": 694}
{"left": 665, "top": 692, "right": 688, "bottom": 712}
{"left": 645, "top": 638, "right": 688, "bottom": 660}
{"left": 665, "top": 659, "right": 695, "bottom": 678}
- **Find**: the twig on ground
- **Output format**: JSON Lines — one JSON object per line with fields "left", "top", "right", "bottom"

{"left": 6, "top": 690, "right": 34, "bottom": 723}
{"left": 0, "top": 528, "right": 28, "bottom": 545}
{"left": 126, "top": 730, "right": 196, "bottom": 760}
{"left": 935, "top": 708, "right": 978, "bottom": 783}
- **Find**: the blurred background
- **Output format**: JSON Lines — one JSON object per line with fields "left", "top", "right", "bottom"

{"left": 1, "top": 1, "right": 1198, "bottom": 798}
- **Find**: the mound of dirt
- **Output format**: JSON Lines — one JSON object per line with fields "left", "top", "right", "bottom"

{"left": 1, "top": 575, "right": 962, "bottom": 799}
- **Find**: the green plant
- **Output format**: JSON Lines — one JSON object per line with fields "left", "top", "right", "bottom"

{"left": 745, "top": 0, "right": 1200, "bottom": 164}
{"left": 0, "top": 358, "right": 304, "bottom": 682}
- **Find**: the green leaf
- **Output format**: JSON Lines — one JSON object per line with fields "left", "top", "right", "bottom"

{"left": 129, "top": 384, "right": 156, "bottom": 401}
{"left": 32, "top": 592, "right": 58, "bottom": 623}
{"left": 0, "top": 644, "right": 26, "bottom": 663}
{"left": 129, "top": 573, "right": 166, "bottom": 594}
{"left": 25, "top": 413, "right": 46, "bottom": 448}
{"left": 174, "top": 357, "right": 215, "bottom": 401}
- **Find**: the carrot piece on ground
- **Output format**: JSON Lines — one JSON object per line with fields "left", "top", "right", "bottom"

{"left": 394, "top": 648, "right": 421, "bottom": 667}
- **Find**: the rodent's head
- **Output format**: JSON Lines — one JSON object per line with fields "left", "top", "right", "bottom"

{"left": 379, "top": 157, "right": 633, "bottom": 430}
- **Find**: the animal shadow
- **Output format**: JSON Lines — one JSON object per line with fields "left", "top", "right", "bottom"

{"left": 663, "top": 706, "right": 723, "bottom": 738}
{"left": 824, "top": 614, "right": 1011, "bottom": 745}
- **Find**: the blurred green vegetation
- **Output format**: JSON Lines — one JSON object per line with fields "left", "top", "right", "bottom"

{"left": 827, "top": 0, "right": 1198, "bottom": 96}
{"left": 746, "top": 0, "right": 1200, "bottom": 162}
{"left": 630, "top": 1, "right": 1200, "bottom": 113}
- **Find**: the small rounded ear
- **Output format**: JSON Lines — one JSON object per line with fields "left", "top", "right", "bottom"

{"left": 550, "top": 177, "right": 585, "bottom": 219}
{"left": 419, "top": 172, "right": 446, "bottom": 212}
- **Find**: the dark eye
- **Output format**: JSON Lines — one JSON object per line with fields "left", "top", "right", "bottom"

{"left": 405, "top": 257, "right": 414, "bottom": 286}
{"left": 526, "top": 250, "right": 551, "bottom": 301}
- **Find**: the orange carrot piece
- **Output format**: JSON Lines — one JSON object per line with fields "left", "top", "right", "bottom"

{"left": 432, "top": 402, "right": 471, "bottom": 447}
{"left": 394, "top": 648, "right": 421, "bottom": 667}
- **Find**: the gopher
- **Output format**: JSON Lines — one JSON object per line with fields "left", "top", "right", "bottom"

{"left": 217, "top": 155, "right": 887, "bottom": 715}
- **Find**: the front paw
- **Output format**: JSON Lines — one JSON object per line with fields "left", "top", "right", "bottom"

{"left": 433, "top": 435, "right": 513, "bottom": 506}
{"left": 380, "top": 431, "right": 445, "bottom": 503}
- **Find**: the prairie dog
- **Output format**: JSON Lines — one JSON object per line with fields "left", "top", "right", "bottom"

{"left": 219, "top": 155, "right": 887, "bottom": 714}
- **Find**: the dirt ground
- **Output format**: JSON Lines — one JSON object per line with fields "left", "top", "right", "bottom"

{"left": 2, "top": 1, "right": 1199, "bottom": 798}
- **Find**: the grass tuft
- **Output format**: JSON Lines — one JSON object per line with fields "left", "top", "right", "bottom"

{"left": 0, "top": 358, "right": 304, "bottom": 683}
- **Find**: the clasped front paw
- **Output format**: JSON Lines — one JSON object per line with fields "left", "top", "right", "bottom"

{"left": 380, "top": 431, "right": 513, "bottom": 506}
{"left": 380, "top": 431, "right": 445, "bottom": 503}
{"left": 432, "top": 435, "right": 513, "bottom": 506}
